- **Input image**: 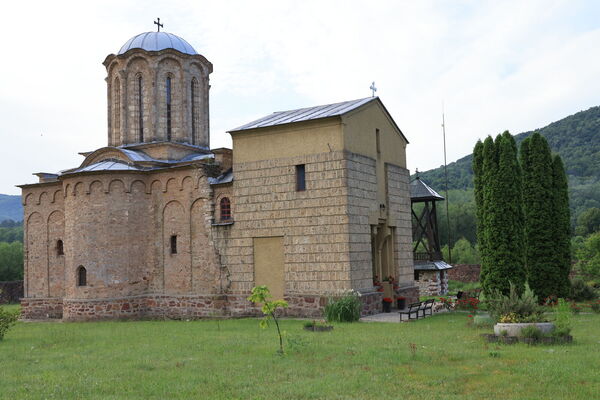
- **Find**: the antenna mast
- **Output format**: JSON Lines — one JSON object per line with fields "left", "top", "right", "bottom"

{"left": 442, "top": 105, "right": 452, "bottom": 263}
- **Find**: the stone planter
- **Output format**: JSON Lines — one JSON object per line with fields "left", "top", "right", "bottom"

{"left": 493, "top": 322, "right": 555, "bottom": 337}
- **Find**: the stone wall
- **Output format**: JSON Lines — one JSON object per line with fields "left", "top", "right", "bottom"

{"left": 22, "top": 293, "right": 384, "bottom": 321}
{"left": 386, "top": 163, "right": 416, "bottom": 287}
{"left": 447, "top": 264, "right": 481, "bottom": 283}
{"left": 220, "top": 150, "right": 352, "bottom": 296}
{"left": 0, "top": 281, "right": 23, "bottom": 304}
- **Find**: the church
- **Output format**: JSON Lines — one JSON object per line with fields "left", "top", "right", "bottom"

{"left": 19, "top": 28, "right": 418, "bottom": 320}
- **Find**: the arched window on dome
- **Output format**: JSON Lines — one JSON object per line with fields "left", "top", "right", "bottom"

{"left": 56, "top": 239, "right": 64, "bottom": 256}
{"left": 220, "top": 197, "right": 232, "bottom": 221}
{"left": 113, "top": 77, "right": 120, "bottom": 145}
{"left": 135, "top": 74, "right": 144, "bottom": 142}
{"left": 166, "top": 76, "right": 172, "bottom": 141}
{"left": 191, "top": 78, "right": 199, "bottom": 145}
{"left": 77, "top": 266, "right": 87, "bottom": 287}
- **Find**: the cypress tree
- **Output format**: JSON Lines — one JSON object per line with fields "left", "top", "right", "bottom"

{"left": 521, "top": 132, "right": 556, "bottom": 299}
{"left": 551, "top": 154, "right": 571, "bottom": 297}
{"left": 482, "top": 132, "right": 525, "bottom": 295}
{"left": 472, "top": 140, "right": 486, "bottom": 281}
{"left": 478, "top": 136, "right": 497, "bottom": 294}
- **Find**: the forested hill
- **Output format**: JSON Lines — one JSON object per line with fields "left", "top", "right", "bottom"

{"left": 0, "top": 195, "right": 22, "bottom": 222}
{"left": 419, "top": 105, "right": 600, "bottom": 190}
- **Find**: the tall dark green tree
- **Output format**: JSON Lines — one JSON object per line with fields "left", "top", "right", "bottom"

{"left": 476, "top": 137, "right": 496, "bottom": 289}
{"left": 472, "top": 140, "right": 485, "bottom": 258}
{"left": 521, "top": 132, "right": 558, "bottom": 299}
{"left": 483, "top": 132, "right": 525, "bottom": 295}
{"left": 551, "top": 155, "right": 571, "bottom": 297}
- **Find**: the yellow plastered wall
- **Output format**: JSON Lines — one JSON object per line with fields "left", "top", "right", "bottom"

{"left": 253, "top": 237, "right": 285, "bottom": 299}
{"left": 231, "top": 119, "right": 343, "bottom": 164}
{"left": 341, "top": 101, "right": 408, "bottom": 205}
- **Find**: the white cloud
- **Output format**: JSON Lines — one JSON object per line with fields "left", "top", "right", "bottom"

{"left": 0, "top": 0, "right": 599, "bottom": 194}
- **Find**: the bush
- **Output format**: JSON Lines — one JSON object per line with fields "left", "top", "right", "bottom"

{"left": 590, "top": 300, "right": 600, "bottom": 313}
{"left": 324, "top": 290, "right": 362, "bottom": 323}
{"left": 570, "top": 279, "right": 597, "bottom": 301}
{"left": 486, "top": 282, "right": 546, "bottom": 323}
{"left": 553, "top": 298, "right": 572, "bottom": 337}
{"left": 520, "top": 325, "right": 543, "bottom": 340}
{"left": 0, "top": 305, "right": 19, "bottom": 341}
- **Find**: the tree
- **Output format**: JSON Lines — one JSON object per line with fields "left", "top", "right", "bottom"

{"left": 551, "top": 155, "right": 572, "bottom": 297}
{"left": 247, "top": 285, "right": 288, "bottom": 354}
{"left": 575, "top": 207, "right": 600, "bottom": 236}
{"left": 483, "top": 133, "right": 525, "bottom": 295}
{"left": 476, "top": 136, "right": 496, "bottom": 290}
{"left": 0, "top": 242, "right": 23, "bottom": 281}
{"left": 474, "top": 133, "right": 526, "bottom": 296}
{"left": 521, "top": 132, "right": 563, "bottom": 299}
{"left": 576, "top": 232, "right": 600, "bottom": 278}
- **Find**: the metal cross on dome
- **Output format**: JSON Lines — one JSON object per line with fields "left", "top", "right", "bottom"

{"left": 370, "top": 81, "right": 377, "bottom": 97}
{"left": 154, "top": 18, "right": 164, "bottom": 32}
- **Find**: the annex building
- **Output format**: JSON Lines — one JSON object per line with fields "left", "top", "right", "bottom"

{"left": 19, "top": 29, "right": 418, "bottom": 320}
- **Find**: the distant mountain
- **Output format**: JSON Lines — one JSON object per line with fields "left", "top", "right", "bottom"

{"left": 0, "top": 195, "right": 23, "bottom": 222}
{"left": 418, "top": 106, "right": 600, "bottom": 227}
{"left": 419, "top": 105, "right": 600, "bottom": 191}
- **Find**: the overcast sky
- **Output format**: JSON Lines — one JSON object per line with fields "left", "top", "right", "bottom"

{"left": 1, "top": 0, "right": 599, "bottom": 194}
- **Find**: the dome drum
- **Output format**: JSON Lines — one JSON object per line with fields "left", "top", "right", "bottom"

{"left": 104, "top": 31, "right": 212, "bottom": 152}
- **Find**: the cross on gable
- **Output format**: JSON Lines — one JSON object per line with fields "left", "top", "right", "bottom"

{"left": 154, "top": 18, "right": 164, "bottom": 32}
{"left": 370, "top": 81, "right": 377, "bottom": 97}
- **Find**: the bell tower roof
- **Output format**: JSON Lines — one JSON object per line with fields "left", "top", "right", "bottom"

{"left": 118, "top": 31, "right": 198, "bottom": 55}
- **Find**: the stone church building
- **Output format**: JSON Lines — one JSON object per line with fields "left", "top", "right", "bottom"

{"left": 20, "top": 30, "right": 417, "bottom": 320}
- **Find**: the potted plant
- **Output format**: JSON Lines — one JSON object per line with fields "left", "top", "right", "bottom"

{"left": 396, "top": 296, "right": 407, "bottom": 310}
{"left": 487, "top": 283, "right": 555, "bottom": 337}
{"left": 382, "top": 297, "right": 393, "bottom": 313}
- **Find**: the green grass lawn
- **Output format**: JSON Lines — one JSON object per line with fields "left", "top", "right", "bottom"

{"left": 1, "top": 309, "right": 600, "bottom": 400}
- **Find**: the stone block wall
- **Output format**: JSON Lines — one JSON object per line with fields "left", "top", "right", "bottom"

{"left": 345, "top": 152, "right": 377, "bottom": 290}
{"left": 386, "top": 163, "right": 415, "bottom": 287}
{"left": 0, "top": 281, "right": 24, "bottom": 304}
{"left": 219, "top": 150, "right": 353, "bottom": 296}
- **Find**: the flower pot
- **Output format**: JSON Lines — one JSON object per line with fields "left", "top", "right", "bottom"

{"left": 493, "top": 322, "right": 555, "bottom": 337}
{"left": 382, "top": 301, "right": 391, "bottom": 313}
{"left": 397, "top": 298, "right": 406, "bottom": 310}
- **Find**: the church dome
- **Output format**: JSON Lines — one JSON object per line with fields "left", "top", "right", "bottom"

{"left": 118, "top": 31, "right": 197, "bottom": 55}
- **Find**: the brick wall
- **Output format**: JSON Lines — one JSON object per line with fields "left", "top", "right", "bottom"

{"left": 447, "top": 264, "right": 481, "bottom": 283}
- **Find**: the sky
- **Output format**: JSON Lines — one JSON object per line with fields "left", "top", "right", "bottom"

{"left": 1, "top": 0, "right": 600, "bottom": 194}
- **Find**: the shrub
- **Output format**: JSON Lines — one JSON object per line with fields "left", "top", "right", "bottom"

{"left": 520, "top": 325, "right": 543, "bottom": 340}
{"left": 590, "top": 300, "right": 600, "bottom": 313}
{"left": 486, "top": 282, "right": 546, "bottom": 323}
{"left": 553, "top": 298, "right": 572, "bottom": 337}
{"left": 0, "top": 305, "right": 19, "bottom": 341}
{"left": 570, "top": 279, "right": 597, "bottom": 302}
{"left": 324, "top": 290, "right": 362, "bottom": 323}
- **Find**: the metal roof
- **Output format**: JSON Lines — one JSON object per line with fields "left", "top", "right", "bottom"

{"left": 230, "top": 97, "right": 377, "bottom": 131}
{"left": 118, "top": 32, "right": 197, "bottom": 55}
{"left": 414, "top": 260, "right": 453, "bottom": 271}
{"left": 67, "top": 161, "right": 144, "bottom": 174}
{"left": 208, "top": 169, "right": 233, "bottom": 185}
{"left": 410, "top": 177, "right": 445, "bottom": 201}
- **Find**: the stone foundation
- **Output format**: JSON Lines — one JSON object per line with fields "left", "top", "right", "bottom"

{"left": 20, "top": 298, "right": 64, "bottom": 319}
{"left": 396, "top": 285, "right": 419, "bottom": 304}
{"left": 22, "top": 292, "right": 392, "bottom": 321}
{"left": 21, "top": 286, "right": 424, "bottom": 320}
